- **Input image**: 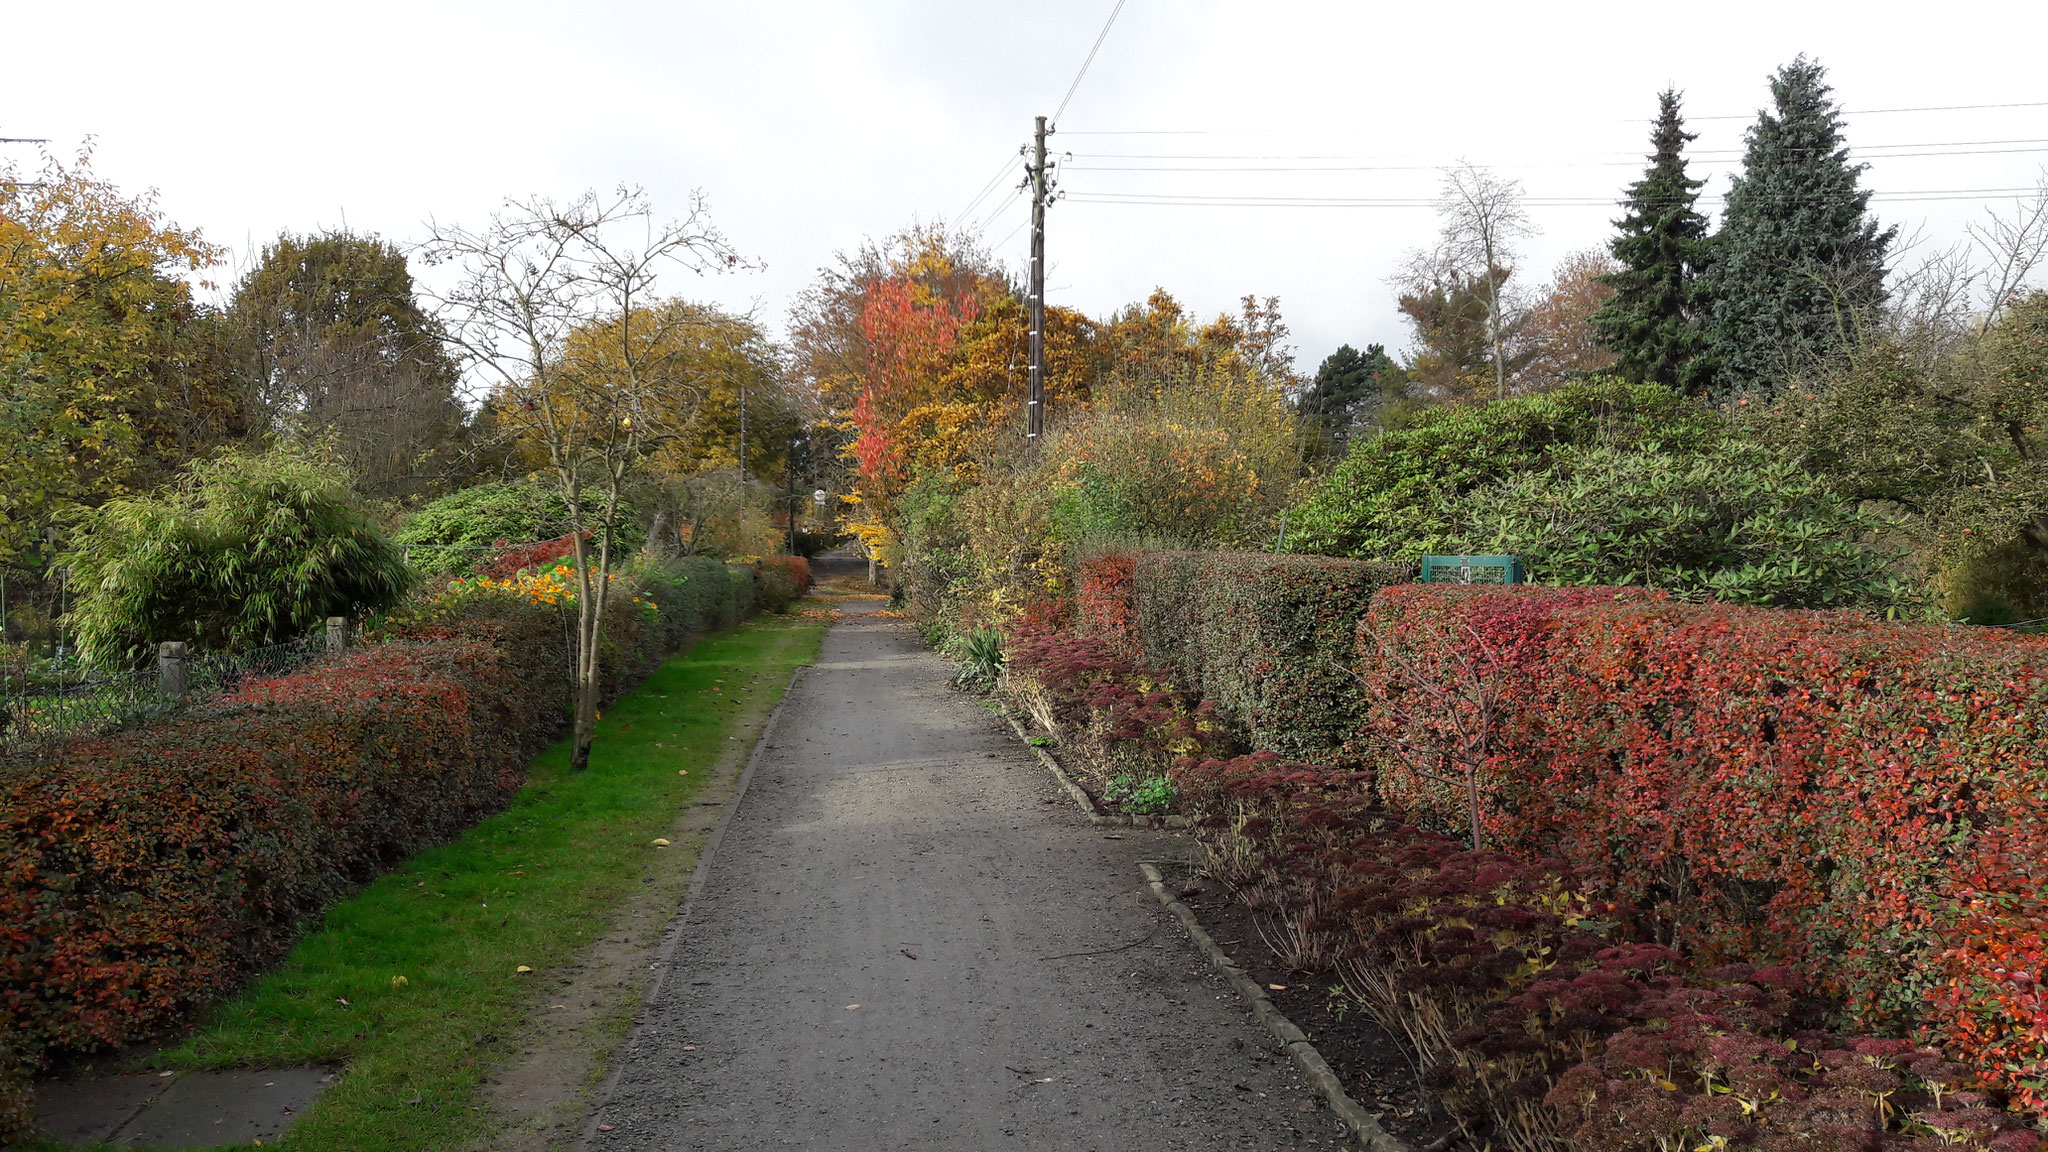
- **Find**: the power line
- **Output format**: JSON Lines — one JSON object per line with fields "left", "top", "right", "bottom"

{"left": 1052, "top": 0, "right": 1127, "bottom": 125}
{"left": 956, "top": 151, "right": 1023, "bottom": 227}
{"left": 1067, "top": 137, "right": 2048, "bottom": 166}
{"left": 1688, "top": 99, "right": 2048, "bottom": 122}
{"left": 1066, "top": 186, "right": 2043, "bottom": 209}
{"left": 970, "top": 176, "right": 1028, "bottom": 237}
{"left": 1068, "top": 148, "right": 2048, "bottom": 173}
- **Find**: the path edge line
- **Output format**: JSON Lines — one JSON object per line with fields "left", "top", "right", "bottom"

{"left": 574, "top": 662, "right": 809, "bottom": 1151}
{"left": 1138, "top": 861, "right": 1411, "bottom": 1152}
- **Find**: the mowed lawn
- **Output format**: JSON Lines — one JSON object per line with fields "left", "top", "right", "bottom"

{"left": 86, "top": 613, "right": 824, "bottom": 1152}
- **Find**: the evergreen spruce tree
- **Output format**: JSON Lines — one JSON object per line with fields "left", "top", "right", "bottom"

{"left": 1708, "top": 56, "right": 1896, "bottom": 392}
{"left": 1299, "top": 343, "right": 1399, "bottom": 452}
{"left": 1590, "top": 89, "right": 1713, "bottom": 393}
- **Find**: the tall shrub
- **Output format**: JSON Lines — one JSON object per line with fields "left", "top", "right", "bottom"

{"left": 61, "top": 450, "right": 411, "bottom": 667}
{"left": 1286, "top": 378, "right": 1721, "bottom": 561}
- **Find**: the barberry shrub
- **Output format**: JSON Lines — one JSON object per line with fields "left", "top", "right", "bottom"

{"left": 1360, "top": 584, "right": 2048, "bottom": 1110}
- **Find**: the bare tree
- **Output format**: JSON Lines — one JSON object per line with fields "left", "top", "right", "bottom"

{"left": 419, "top": 187, "right": 746, "bottom": 772}
{"left": 1434, "top": 162, "right": 1538, "bottom": 401}
{"left": 1970, "top": 172, "right": 2048, "bottom": 335}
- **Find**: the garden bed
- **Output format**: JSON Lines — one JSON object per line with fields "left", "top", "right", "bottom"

{"left": 1157, "top": 856, "right": 1458, "bottom": 1150}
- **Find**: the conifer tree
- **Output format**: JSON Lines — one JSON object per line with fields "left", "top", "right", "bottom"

{"left": 1299, "top": 342, "right": 1399, "bottom": 451}
{"left": 1591, "top": 89, "right": 1713, "bottom": 393}
{"left": 1708, "top": 56, "right": 1895, "bottom": 392}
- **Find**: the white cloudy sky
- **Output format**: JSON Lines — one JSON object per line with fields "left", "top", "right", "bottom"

{"left": 6, "top": 0, "right": 2044, "bottom": 369}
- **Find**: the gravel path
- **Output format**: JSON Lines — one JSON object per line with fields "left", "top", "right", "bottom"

{"left": 592, "top": 595, "right": 1350, "bottom": 1151}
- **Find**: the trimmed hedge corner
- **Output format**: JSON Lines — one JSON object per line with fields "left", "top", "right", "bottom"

{"left": 1128, "top": 551, "right": 1408, "bottom": 769}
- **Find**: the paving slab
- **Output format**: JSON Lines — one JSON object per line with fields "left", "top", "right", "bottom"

{"left": 33, "top": 1066, "right": 336, "bottom": 1150}
{"left": 591, "top": 599, "right": 1354, "bottom": 1151}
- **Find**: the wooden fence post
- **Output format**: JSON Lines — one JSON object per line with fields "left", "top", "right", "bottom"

{"left": 326, "top": 617, "right": 349, "bottom": 654}
{"left": 158, "top": 642, "right": 188, "bottom": 700}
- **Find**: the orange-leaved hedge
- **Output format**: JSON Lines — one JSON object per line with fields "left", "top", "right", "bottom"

{"left": 751, "top": 555, "right": 813, "bottom": 613}
{"left": 1121, "top": 551, "right": 1409, "bottom": 770}
{"left": 1358, "top": 584, "right": 2048, "bottom": 1109}
{"left": 0, "top": 555, "right": 758, "bottom": 1130}
{"left": 0, "top": 639, "right": 551, "bottom": 1083}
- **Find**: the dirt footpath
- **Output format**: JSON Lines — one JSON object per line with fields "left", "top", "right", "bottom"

{"left": 591, "top": 598, "right": 1351, "bottom": 1151}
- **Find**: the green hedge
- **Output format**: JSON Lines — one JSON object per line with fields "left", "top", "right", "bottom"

{"left": 1128, "top": 551, "right": 1410, "bottom": 768}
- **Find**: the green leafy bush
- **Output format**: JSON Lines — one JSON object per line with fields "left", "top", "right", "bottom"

{"left": 1452, "top": 441, "right": 1924, "bottom": 613}
{"left": 395, "top": 482, "right": 643, "bottom": 576}
{"left": 1287, "top": 378, "right": 1721, "bottom": 561}
{"left": 61, "top": 450, "right": 412, "bottom": 668}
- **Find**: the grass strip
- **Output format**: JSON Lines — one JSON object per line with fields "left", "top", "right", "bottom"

{"left": 69, "top": 613, "right": 823, "bottom": 1151}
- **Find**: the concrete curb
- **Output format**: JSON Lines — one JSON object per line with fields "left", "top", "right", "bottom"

{"left": 1138, "top": 862, "right": 1411, "bottom": 1152}
{"left": 998, "top": 708, "right": 1191, "bottom": 830}
{"left": 576, "top": 663, "right": 808, "bottom": 1150}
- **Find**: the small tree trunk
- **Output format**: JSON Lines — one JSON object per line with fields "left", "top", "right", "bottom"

{"left": 571, "top": 673, "right": 599, "bottom": 772}
{"left": 1465, "top": 766, "right": 1484, "bottom": 852}
{"left": 644, "top": 511, "right": 671, "bottom": 560}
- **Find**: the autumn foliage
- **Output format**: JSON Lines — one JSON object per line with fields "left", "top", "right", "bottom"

{"left": 1359, "top": 585, "right": 2048, "bottom": 1112}
{"left": 1021, "top": 552, "right": 2048, "bottom": 1143}
{"left": 0, "top": 640, "right": 547, "bottom": 1093}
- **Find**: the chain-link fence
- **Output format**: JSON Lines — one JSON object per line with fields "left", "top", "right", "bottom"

{"left": 0, "top": 622, "right": 352, "bottom": 760}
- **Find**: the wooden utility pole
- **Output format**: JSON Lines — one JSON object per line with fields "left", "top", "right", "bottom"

{"left": 1027, "top": 115, "right": 1050, "bottom": 444}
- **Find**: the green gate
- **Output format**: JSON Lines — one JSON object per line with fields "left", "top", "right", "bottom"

{"left": 1418, "top": 555, "right": 1523, "bottom": 585}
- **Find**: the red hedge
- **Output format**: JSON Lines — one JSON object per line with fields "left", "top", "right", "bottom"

{"left": 1074, "top": 553, "right": 1140, "bottom": 656}
{"left": 1359, "top": 584, "right": 2048, "bottom": 1108}
{"left": 0, "top": 641, "right": 547, "bottom": 1066}
{"left": 752, "top": 555, "right": 813, "bottom": 612}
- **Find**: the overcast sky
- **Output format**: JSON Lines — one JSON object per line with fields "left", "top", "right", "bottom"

{"left": 6, "top": 0, "right": 2044, "bottom": 370}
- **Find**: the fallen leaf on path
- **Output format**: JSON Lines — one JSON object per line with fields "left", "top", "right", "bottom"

{"left": 844, "top": 1004, "right": 860, "bottom": 1010}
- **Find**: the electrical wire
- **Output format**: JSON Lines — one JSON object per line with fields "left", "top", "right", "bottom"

{"left": 970, "top": 182, "right": 1029, "bottom": 238}
{"left": 1688, "top": 99, "right": 2048, "bottom": 121}
{"left": 1052, "top": 0, "right": 1128, "bottom": 125}
{"left": 956, "top": 151, "right": 1024, "bottom": 226}
{"left": 1066, "top": 137, "right": 2048, "bottom": 166}
{"left": 1068, "top": 148, "right": 2048, "bottom": 174}
{"left": 1065, "top": 186, "right": 2042, "bottom": 209}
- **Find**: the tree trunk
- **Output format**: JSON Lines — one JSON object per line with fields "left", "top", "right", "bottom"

{"left": 1465, "top": 766, "right": 1484, "bottom": 852}
{"left": 644, "top": 510, "right": 671, "bottom": 560}
{"left": 571, "top": 673, "right": 598, "bottom": 772}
